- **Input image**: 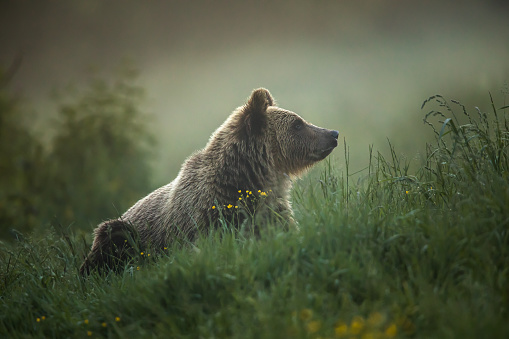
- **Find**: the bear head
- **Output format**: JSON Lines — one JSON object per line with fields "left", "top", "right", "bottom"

{"left": 235, "top": 88, "right": 339, "bottom": 176}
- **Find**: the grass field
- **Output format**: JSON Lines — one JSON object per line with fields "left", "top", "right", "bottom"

{"left": 1, "top": 95, "right": 508, "bottom": 338}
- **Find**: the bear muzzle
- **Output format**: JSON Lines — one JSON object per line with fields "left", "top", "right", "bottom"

{"left": 314, "top": 129, "right": 339, "bottom": 161}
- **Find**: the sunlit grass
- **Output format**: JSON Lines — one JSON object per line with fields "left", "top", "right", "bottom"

{"left": 0, "top": 95, "right": 508, "bottom": 337}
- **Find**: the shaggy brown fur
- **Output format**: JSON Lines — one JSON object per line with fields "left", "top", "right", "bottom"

{"left": 80, "top": 88, "right": 338, "bottom": 274}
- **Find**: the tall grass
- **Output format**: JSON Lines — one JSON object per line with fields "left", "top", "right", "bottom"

{"left": 1, "top": 95, "right": 508, "bottom": 338}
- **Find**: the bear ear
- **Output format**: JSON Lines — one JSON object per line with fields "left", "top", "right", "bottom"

{"left": 238, "top": 88, "right": 274, "bottom": 136}
{"left": 246, "top": 88, "right": 275, "bottom": 112}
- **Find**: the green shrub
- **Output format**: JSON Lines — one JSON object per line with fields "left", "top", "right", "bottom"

{"left": 47, "top": 67, "right": 155, "bottom": 228}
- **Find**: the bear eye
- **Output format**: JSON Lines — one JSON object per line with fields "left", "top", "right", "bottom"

{"left": 294, "top": 120, "right": 304, "bottom": 131}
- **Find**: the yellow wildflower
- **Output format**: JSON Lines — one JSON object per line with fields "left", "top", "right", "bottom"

{"left": 147, "top": 253, "right": 150, "bottom": 257}
{"left": 36, "top": 318, "right": 41, "bottom": 323}
{"left": 260, "top": 192, "right": 267, "bottom": 197}
{"left": 87, "top": 331, "right": 92, "bottom": 336}
{"left": 258, "top": 190, "right": 261, "bottom": 192}
{"left": 84, "top": 319, "right": 89, "bottom": 325}
{"left": 334, "top": 321, "right": 348, "bottom": 336}
{"left": 137, "top": 266, "right": 140, "bottom": 271}
{"left": 361, "top": 332, "right": 378, "bottom": 339}
{"left": 306, "top": 320, "right": 322, "bottom": 333}
{"left": 41, "top": 316, "right": 46, "bottom": 321}
{"left": 140, "top": 252, "right": 144, "bottom": 255}
{"left": 227, "top": 204, "right": 233, "bottom": 208}
{"left": 238, "top": 190, "right": 242, "bottom": 193}
{"left": 115, "top": 316, "right": 121, "bottom": 322}
{"left": 385, "top": 323, "right": 397, "bottom": 337}
{"left": 235, "top": 206, "right": 238, "bottom": 208}
{"left": 405, "top": 190, "right": 409, "bottom": 194}
{"left": 102, "top": 322, "right": 107, "bottom": 327}
{"left": 350, "top": 316, "right": 365, "bottom": 334}
{"left": 239, "top": 197, "right": 242, "bottom": 200}
{"left": 212, "top": 205, "right": 216, "bottom": 209}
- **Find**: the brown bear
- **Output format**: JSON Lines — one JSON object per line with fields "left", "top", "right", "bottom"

{"left": 80, "top": 88, "right": 338, "bottom": 274}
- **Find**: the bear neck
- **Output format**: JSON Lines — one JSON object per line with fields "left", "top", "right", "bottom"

{"left": 203, "top": 135, "right": 291, "bottom": 201}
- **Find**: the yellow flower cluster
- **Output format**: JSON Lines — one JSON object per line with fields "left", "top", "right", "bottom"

{"left": 334, "top": 313, "right": 398, "bottom": 338}
{"left": 211, "top": 189, "right": 271, "bottom": 210}
{"left": 294, "top": 309, "right": 405, "bottom": 338}
{"left": 81, "top": 316, "right": 122, "bottom": 336}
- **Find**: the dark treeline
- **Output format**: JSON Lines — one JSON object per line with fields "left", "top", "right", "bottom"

{"left": 0, "top": 64, "right": 155, "bottom": 240}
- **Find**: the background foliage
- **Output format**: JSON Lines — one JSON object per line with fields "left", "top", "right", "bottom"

{"left": 0, "top": 65, "right": 154, "bottom": 239}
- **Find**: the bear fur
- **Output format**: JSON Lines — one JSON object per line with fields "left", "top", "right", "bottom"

{"left": 80, "top": 88, "right": 338, "bottom": 274}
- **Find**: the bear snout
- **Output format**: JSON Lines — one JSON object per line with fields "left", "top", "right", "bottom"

{"left": 327, "top": 134, "right": 338, "bottom": 150}
{"left": 326, "top": 129, "right": 339, "bottom": 149}
{"left": 311, "top": 128, "right": 338, "bottom": 161}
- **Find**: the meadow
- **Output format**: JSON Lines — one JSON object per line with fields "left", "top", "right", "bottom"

{"left": 1, "top": 94, "right": 508, "bottom": 338}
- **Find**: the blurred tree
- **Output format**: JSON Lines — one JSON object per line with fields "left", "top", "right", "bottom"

{"left": 0, "top": 62, "right": 155, "bottom": 239}
{"left": 0, "top": 66, "right": 46, "bottom": 238}
{"left": 47, "top": 65, "right": 155, "bottom": 229}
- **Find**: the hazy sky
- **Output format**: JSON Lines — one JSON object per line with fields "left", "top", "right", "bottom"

{"left": 2, "top": 0, "right": 508, "bottom": 181}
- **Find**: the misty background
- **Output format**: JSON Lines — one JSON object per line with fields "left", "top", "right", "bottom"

{"left": 1, "top": 0, "right": 508, "bottom": 236}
